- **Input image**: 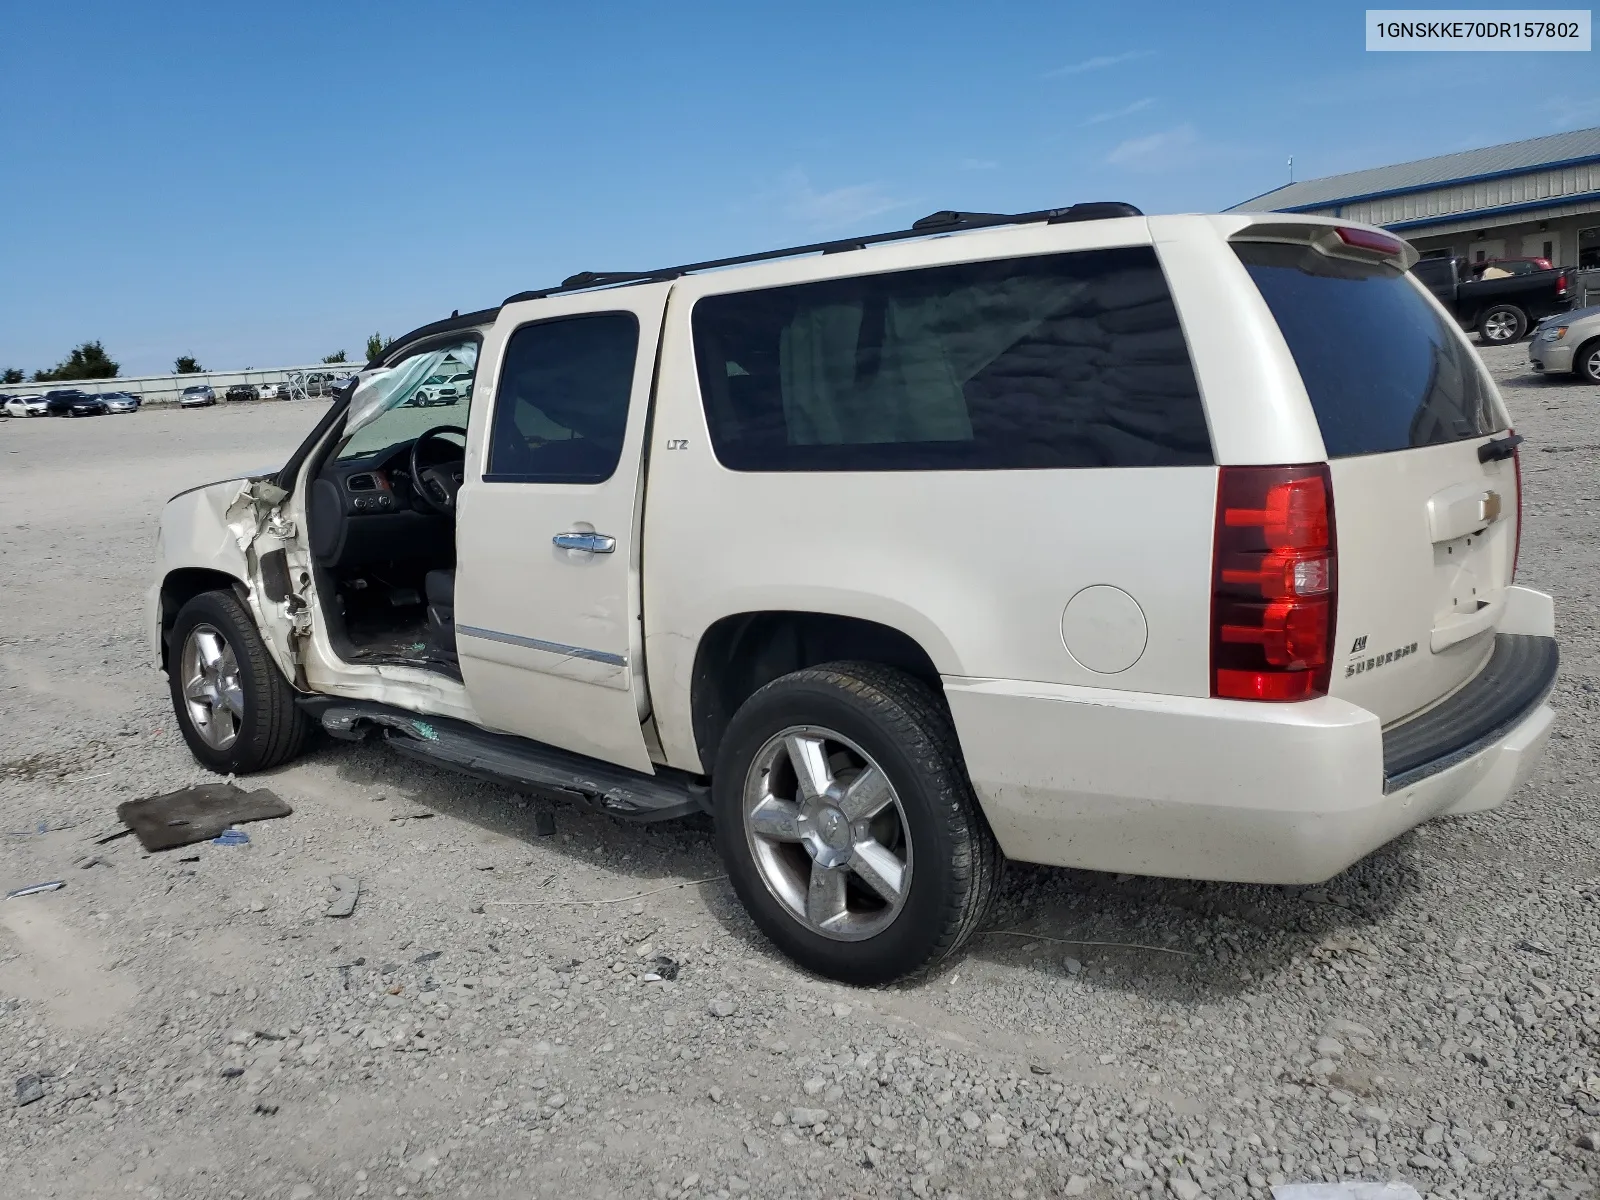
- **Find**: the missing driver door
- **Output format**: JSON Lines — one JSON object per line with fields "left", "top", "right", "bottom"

{"left": 454, "top": 283, "right": 671, "bottom": 773}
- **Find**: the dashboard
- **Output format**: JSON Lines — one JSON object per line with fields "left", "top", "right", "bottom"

{"left": 307, "top": 440, "right": 460, "bottom": 569}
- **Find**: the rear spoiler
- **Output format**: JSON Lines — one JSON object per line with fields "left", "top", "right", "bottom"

{"left": 1227, "top": 217, "right": 1419, "bottom": 271}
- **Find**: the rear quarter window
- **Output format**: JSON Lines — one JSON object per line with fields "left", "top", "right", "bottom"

{"left": 1235, "top": 241, "right": 1504, "bottom": 457}
{"left": 691, "top": 246, "right": 1211, "bottom": 471}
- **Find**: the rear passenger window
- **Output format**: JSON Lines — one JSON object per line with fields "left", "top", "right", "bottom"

{"left": 486, "top": 313, "right": 639, "bottom": 484}
{"left": 1235, "top": 241, "right": 1504, "bottom": 457}
{"left": 691, "top": 247, "right": 1211, "bottom": 471}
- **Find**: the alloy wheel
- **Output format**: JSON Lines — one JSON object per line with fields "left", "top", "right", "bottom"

{"left": 742, "top": 725, "right": 912, "bottom": 942}
{"left": 1484, "top": 312, "right": 1517, "bottom": 342}
{"left": 180, "top": 624, "right": 244, "bottom": 750}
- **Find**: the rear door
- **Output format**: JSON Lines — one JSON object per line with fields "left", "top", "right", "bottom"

{"left": 1234, "top": 238, "right": 1517, "bottom": 724}
{"left": 453, "top": 284, "right": 671, "bottom": 772}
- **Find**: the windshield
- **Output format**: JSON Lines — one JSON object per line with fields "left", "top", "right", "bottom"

{"left": 337, "top": 340, "right": 480, "bottom": 460}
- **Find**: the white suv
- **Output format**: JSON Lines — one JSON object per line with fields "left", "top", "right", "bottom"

{"left": 148, "top": 203, "right": 1558, "bottom": 984}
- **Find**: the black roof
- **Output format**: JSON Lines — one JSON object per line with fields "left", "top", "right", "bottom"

{"left": 375, "top": 201, "right": 1142, "bottom": 368}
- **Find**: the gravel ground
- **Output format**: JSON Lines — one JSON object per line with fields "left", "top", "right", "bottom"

{"left": 2, "top": 349, "right": 1598, "bottom": 1200}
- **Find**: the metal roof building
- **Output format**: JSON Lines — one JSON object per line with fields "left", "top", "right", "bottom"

{"left": 1228, "top": 127, "right": 1600, "bottom": 270}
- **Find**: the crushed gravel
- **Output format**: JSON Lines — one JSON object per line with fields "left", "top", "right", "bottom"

{"left": 1, "top": 347, "right": 1598, "bottom": 1200}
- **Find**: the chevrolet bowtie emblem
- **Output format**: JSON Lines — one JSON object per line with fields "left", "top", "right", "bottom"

{"left": 1482, "top": 490, "right": 1502, "bottom": 523}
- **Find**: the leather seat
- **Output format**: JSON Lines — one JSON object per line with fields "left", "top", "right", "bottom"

{"left": 424, "top": 569, "right": 457, "bottom": 663}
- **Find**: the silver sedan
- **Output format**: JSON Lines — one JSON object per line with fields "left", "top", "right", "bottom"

{"left": 1530, "top": 304, "right": 1600, "bottom": 384}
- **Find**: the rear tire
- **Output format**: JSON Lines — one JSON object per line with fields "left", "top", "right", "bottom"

{"left": 712, "top": 662, "right": 1001, "bottom": 985}
{"left": 1577, "top": 338, "right": 1600, "bottom": 385}
{"left": 167, "top": 589, "right": 310, "bottom": 774}
{"left": 1477, "top": 305, "right": 1527, "bottom": 344}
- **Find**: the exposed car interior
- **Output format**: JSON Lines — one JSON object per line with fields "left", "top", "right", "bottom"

{"left": 303, "top": 337, "right": 479, "bottom": 677}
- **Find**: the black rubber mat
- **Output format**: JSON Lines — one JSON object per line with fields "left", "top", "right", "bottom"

{"left": 116, "top": 784, "right": 293, "bottom": 852}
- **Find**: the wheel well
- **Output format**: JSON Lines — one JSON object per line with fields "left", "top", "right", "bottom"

{"left": 158, "top": 568, "right": 247, "bottom": 667}
{"left": 689, "top": 611, "right": 943, "bottom": 771}
{"left": 1575, "top": 334, "right": 1600, "bottom": 379}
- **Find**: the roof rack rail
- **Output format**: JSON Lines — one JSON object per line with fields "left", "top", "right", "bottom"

{"left": 502, "top": 201, "right": 1143, "bottom": 304}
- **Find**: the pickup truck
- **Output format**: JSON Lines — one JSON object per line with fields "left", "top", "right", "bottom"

{"left": 1411, "top": 254, "right": 1574, "bottom": 344}
{"left": 151, "top": 207, "right": 1558, "bottom": 984}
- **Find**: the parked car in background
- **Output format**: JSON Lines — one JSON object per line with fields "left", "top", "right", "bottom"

{"left": 178, "top": 385, "right": 217, "bottom": 408}
{"left": 102, "top": 391, "right": 142, "bottom": 414}
{"left": 1411, "top": 254, "right": 1574, "bottom": 343}
{"left": 1529, "top": 304, "right": 1600, "bottom": 384}
{"left": 1470, "top": 256, "right": 1554, "bottom": 277}
{"left": 259, "top": 382, "right": 288, "bottom": 400}
{"left": 410, "top": 371, "right": 475, "bottom": 406}
{"left": 226, "top": 384, "right": 260, "bottom": 403}
{"left": 3, "top": 394, "right": 49, "bottom": 417}
{"left": 44, "top": 389, "right": 96, "bottom": 416}
{"left": 65, "top": 394, "right": 109, "bottom": 417}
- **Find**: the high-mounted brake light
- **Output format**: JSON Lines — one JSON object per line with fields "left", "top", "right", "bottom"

{"left": 1335, "top": 226, "right": 1405, "bottom": 257}
{"left": 1211, "top": 465, "right": 1337, "bottom": 702}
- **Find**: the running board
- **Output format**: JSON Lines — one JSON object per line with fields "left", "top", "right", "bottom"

{"left": 298, "top": 698, "right": 709, "bottom": 822}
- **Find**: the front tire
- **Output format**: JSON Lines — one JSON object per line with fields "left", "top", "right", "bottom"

{"left": 713, "top": 662, "right": 1000, "bottom": 985}
{"left": 1577, "top": 338, "right": 1600, "bottom": 385}
{"left": 167, "top": 589, "right": 310, "bottom": 774}
{"left": 1478, "top": 304, "right": 1527, "bottom": 344}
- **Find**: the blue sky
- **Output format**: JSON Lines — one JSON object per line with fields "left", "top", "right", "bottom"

{"left": 2, "top": 0, "right": 1595, "bottom": 377}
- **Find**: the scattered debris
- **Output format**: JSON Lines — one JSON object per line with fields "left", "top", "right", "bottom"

{"left": 532, "top": 808, "right": 556, "bottom": 837}
{"left": 5, "top": 881, "right": 65, "bottom": 900}
{"left": 1515, "top": 938, "right": 1555, "bottom": 957}
{"left": 388, "top": 809, "right": 434, "bottom": 823}
{"left": 220, "top": 1066, "right": 244, "bottom": 1079}
{"left": 15, "top": 1074, "right": 44, "bottom": 1107}
{"left": 116, "top": 784, "right": 291, "bottom": 852}
{"left": 708, "top": 995, "right": 736, "bottom": 1017}
{"left": 324, "top": 875, "right": 361, "bottom": 919}
{"left": 647, "top": 955, "right": 680, "bottom": 982}
{"left": 1271, "top": 1184, "right": 1422, "bottom": 1199}
{"left": 84, "top": 825, "right": 134, "bottom": 846}
{"left": 413, "top": 951, "right": 442, "bottom": 965}
{"left": 1028, "top": 1062, "right": 1053, "bottom": 1075}
{"left": 74, "top": 855, "right": 107, "bottom": 870}
{"left": 254, "top": 1102, "right": 279, "bottom": 1116}
{"left": 213, "top": 828, "right": 251, "bottom": 847}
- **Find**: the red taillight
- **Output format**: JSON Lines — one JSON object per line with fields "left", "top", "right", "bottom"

{"left": 1211, "top": 464, "right": 1337, "bottom": 702}
{"left": 1556, "top": 273, "right": 1568, "bottom": 295}
{"left": 1335, "top": 226, "right": 1405, "bottom": 257}
{"left": 1511, "top": 428, "right": 1523, "bottom": 581}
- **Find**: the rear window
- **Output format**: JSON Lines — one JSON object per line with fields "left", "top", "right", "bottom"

{"left": 1235, "top": 241, "right": 1503, "bottom": 457}
{"left": 691, "top": 246, "right": 1211, "bottom": 472}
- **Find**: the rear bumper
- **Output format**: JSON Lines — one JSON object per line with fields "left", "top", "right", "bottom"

{"left": 945, "top": 591, "right": 1557, "bottom": 885}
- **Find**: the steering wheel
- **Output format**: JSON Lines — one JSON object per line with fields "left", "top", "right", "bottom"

{"left": 408, "top": 425, "right": 467, "bottom": 515}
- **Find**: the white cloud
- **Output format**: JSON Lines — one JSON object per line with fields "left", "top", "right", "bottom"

{"left": 960, "top": 158, "right": 999, "bottom": 171}
{"left": 1044, "top": 50, "right": 1153, "bottom": 79}
{"left": 777, "top": 170, "right": 908, "bottom": 229}
{"left": 1106, "top": 123, "right": 1201, "bottom": 171}
{"left": 1082, "top": 97, "right": 1156, "bottom": 126}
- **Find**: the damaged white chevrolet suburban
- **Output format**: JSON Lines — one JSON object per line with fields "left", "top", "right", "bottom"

{"left": 149, "top": 203, "right": 1559, "bottom": 984}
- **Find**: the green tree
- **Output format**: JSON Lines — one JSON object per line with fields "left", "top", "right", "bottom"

{"left": 323, "top": 350, "right": 347, "bottom": 364}
{"left": 33, "top": 341, "right": 120, "bottom": 381}
{"left": 2, "top": 367, "right": 24, "bottom": 384}
{"left": 174, "top": 355, "right": 204, "bottom": 374}
{"left": 365, "top": 332, "right": 387, "bottom": 361}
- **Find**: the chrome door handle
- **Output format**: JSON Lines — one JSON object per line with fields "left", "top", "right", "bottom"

{"left": 553, "top": 532, "right": 616, "bottom": 554}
